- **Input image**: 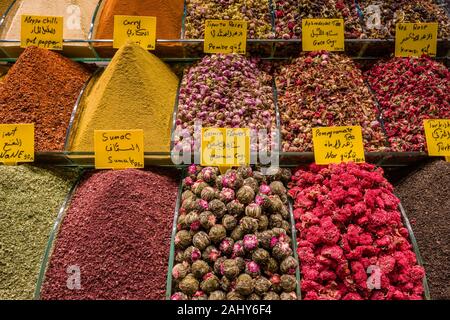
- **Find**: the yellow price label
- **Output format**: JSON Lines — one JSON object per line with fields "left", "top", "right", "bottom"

{"left": 0, "top": 124, "right": 34, "bottom": 164}
{"left": 204, "top": 20, "right": 247, "bottom": 54}
{"left": 302, "top": 19, "right": 344, "bottom": 52}
{"left": 94, "top": 130, "right": 144, "bottom": 169}
{"left": 201, "top": 128, "right": 250, "bottom": 168}
{"left": 423, "top": 119, "right": 450, "bottom": 156}
{"left": 21, "top": 15, "right": 63, "bottom": 50}
{"left": 312, "top": 126, "right": 365, "bottom": 165}
{"left": 113, "top": 15, "right": 157, "bottom": 50}
{"left": 395, "top": 23, "right": 438, "bottom": 57}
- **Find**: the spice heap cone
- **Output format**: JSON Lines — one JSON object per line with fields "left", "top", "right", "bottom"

{"left": 0, "top": 46, "right": 91, "bottom": 151}
{"left": 69, "top": 42, "right": 179, "bottom": 152}
{"left": 40, "top": 169, "right": 179, "bottom": 300}
{"left": 0, "top": 165, "right": 79, "bottom": 300}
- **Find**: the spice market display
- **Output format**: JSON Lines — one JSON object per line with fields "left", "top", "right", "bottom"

{"left": 0, "top": 0, "right": 449, "bottom": 302}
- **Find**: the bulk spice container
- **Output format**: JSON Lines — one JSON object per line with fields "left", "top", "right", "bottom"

{"left": 0, "top": 0, "right": 99, "bottom": 57}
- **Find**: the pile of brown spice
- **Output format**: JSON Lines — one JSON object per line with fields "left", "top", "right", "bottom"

{"left": 0, "top": 47, "right": 91, "bottom": 151}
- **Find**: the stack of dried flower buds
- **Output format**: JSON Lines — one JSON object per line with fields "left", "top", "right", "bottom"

{"left": 184, "top": 0, "right": 275, "bottom": 39}
{"left": 366, "top": 56, "right": 450, "bottom": 152}
{"left": 358, "top": 0, "right": 450, "bottom": 39}
{"left": 275, "top": 51, "right": 387, "bottom": 152}
{"left": 273, "top": 0, "right": 363, "bottom": 39}
{"left": 171, "top": 166, "right": 299, "bottom": 300}
{"left": 290, "top": 163, "right": 426, "bottom": 300}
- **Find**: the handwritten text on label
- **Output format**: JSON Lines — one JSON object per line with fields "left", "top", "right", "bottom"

{"left": 94, "top": 130, "right": 144, "bottom": 169}
{"left": 21, "top": 15, "right": 63, "bottom": 50}
{"left": 312, "top": 126, "right": 365, "bottom": 165}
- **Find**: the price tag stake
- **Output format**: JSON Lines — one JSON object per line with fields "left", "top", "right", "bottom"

{"left": 395, "top": 23, "right": 438, "bottom": 57}
{"left": 204, "top": 20, "right": 247, "bottom": 54}
{"left": 201, "top": 128, "right": 250, "bottom": 173}
{"left": 302, "top": 19, "right": 345, "bottom": 52}
{"left": 312, "top": 126, "right": 365, "bottom": 165}
{"left": 423, "top": 119, "right": 450, "bottom": 157}
{"left": 0, "top": 124, "right": 34, "bottom": 165}
{"left": 113, "top": 15, "right": 157, "bottom": 50}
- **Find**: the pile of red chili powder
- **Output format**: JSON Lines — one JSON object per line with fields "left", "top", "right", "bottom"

{"left": 0, "top": 46, "right": 91, "bottom": 151}
{"left": 40, "top": 169, "right": 179, "bottom": 300}
{"left": 366, "top": 56, "right": 450, "bottom": 152}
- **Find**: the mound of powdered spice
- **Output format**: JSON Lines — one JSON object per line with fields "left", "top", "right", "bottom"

{"left": 0, "top": 165, "right": 79, "bottom": 300}
{"left": 0, "top": 46, "right": 91, "bottom": 151}
{"left": 366, "top": 57, "right": 450, "bottom": 152}
{"left": 69, "top": 42, "right": 179, "bottom": 152}
{"left": 94, "top": 0, "right": 183, "bottom": 41}
{"left": 289, "top": 163, "right": 425, "bottom": 300}
{"left": 184, "top": 0, "right": 274, "bottom": 39}
{"left": 358, "top": 0, "right": 450, "bottom": 39}
{"left": 276, "top": 51, "right": 386, "bottom": 152}
{"left": 395, "top": 160, "right": 450, "bottom": 300}
{"left": 40, "top": 169, "right": 179, "bottom": 300}
{"left": 273, "top": 0, "right": 363, "bottom": 39}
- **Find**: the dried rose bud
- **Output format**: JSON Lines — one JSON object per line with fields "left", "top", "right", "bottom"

{"left": 259, "top": 184, "right": 271, "bottom": 195}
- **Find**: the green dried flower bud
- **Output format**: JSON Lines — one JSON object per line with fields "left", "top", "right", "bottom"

{"left": 269, "top": 181, "right": 286, "bottom": 196}
{"left": 280, "top": 256, "right": 298, "bottom": 274}
{"left": 254, "top": 276, "right": 272, "bottom": 295}
{"left": 226, "top": 200, "right": 245, "bottom": 216}
{"left": 263, "top": 258, "right": 279, "bottom": 275}
{"left": 248, "top": 293, "right": 261, "bottom": 300}
{"left": 235, "top": 274, "right": 254, "bottom": 296}
{"left": 240, "top": 216, "right": 258, "bottom": 233}
{"left": 280, "top": 275, "right": 297, "bottom": 293}
{"left": 280, "top": 292, "right": 297, "bottom": 300}
{"left": 263, "top": 291, "right": 280, "bottom": 300}
{"left": 227, "top": 291, "right": 244, "bottom": 300}
{"left": 236, "top": 186, "right": 255, "bottom": 205}
{"left": 222, "top": 214, "right": 237, "bottom": 231}
{"left": 257, "top": 215, "right": 269, "bottom": 231}
{"left": 193, "top": 231, "right": 210, "bottom": 251}
{"left": 231, "top": 225, "right": 245, "bottom": 241}
{"left": 252, "top": 248, "right": 270, "bottom": 264}
{"left": 179, "top": 274, "right": 199, "bottom": 296}
{"left": 209, "top": 290, "right": 226, "bottom": 300}
{"left": 209, "top": 224, "right": 227, "bottom": 243}
{"left": 201, "top": 186, "right": 216, "bottom": 201}
{"left": 209, "top": 199, "right": 226, "bottom": 218}
{"left": 175, "top": 230, "right": 192, "bottom": 249}
{"left": 243, "top": 177, "right": 259, "bottom": 193}
{"left": 222, "top": 259, "right": 240, "bottom": 280}
{"left": 191, "top": 260, "right": 210, "bottom": 279}
{"left": 245, "top": 203, "right": 262, "bottom": 219}
{"left": 200, "top": 274, "right": 220, "bottom": 293}
{"left": 199, "top": 211, "right": 216, "bottom": 230}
